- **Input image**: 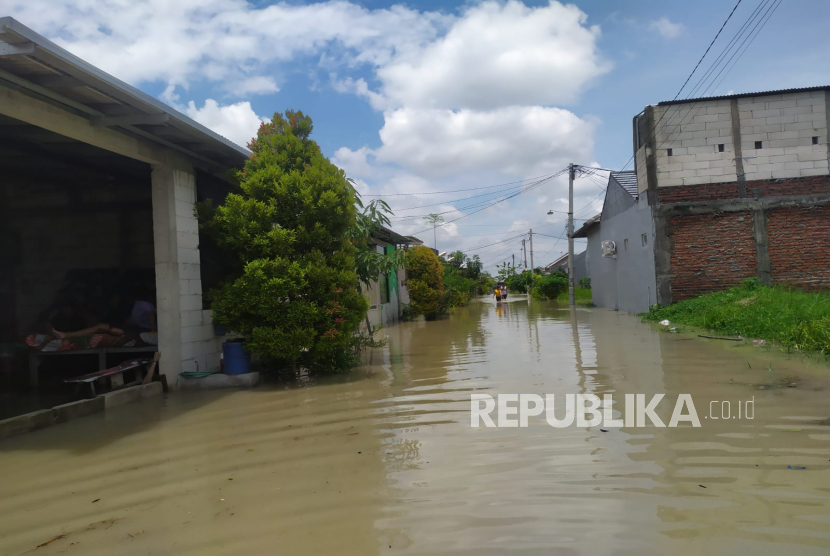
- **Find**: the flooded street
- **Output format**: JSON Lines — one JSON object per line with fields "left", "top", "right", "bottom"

{"left": 2, "top": 297, "right": 830, "bottom": 555}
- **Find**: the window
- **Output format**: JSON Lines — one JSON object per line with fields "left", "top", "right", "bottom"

{"left": 641, "top": 233, "right": 648, "bottom": 247}
{"left": 667, "top": 148, "right": 673, "bottom": 157}
{"left": 755, "top": 141, "right": 763, "bottom": 149}
{"left": 718, "top": 144, "right": 725, "bottom": 153}
{"left": 624, "top": 238, "right": 629, "bottom": 251}
{"left": 813, "top": 136, "right": 820, "bottom": 145}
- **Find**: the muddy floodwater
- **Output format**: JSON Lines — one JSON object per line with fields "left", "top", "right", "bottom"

{"left": 2, "top": 298, "right": 830, "bottom": 555}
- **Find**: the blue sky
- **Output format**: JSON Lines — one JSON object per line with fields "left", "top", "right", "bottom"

{"left": 3, "top": 0, "right": 828, "bottom": 271}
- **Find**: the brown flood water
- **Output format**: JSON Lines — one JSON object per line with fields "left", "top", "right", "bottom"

{"left": 2, "top": 297, "right": 830, "bottom": 555}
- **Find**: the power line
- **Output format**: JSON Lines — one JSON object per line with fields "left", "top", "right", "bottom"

{"left": 404, "top": 169, "right": 568, "bottom": 235}
{"left": 364, "top": 172, "right": 559, "bottom": 197}
{"left": 390, "top": 173, "right": 558, "bottom": 222}
{"left": 619, "top": 0, "right": 755, "bottom": 171}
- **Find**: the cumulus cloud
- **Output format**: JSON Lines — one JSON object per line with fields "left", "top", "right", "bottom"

{"left": 184, "top": 99, "right": 266, "bottom": 147}
{"left": 375, "top": 1, "right": 608, "bottom": 110}
{"left": 4, "top": 0, "right": 448, "bottom": 92}
{"left": 374, "top": 106, "right": 596, "bottom": 176}
{"left": 648, "top": 17, "right": 684, "bottom": 39}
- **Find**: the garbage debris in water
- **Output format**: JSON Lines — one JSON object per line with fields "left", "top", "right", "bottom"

{"left": 753, "top": 339, "right": 765, "bottom": 346}
{"left": 659, "top": 320, "right": 670, "bottom": 326}
{"left": 787, "top": 465, "right": 806, "bottom": 470}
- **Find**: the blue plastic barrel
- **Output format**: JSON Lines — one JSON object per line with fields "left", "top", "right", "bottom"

{"left": 223, "top": 341, "right": 250, "bottom": 375}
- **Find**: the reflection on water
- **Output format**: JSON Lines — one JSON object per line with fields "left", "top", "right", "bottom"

{"left": 1, "top": 297, "right": 830, "bottom": 555}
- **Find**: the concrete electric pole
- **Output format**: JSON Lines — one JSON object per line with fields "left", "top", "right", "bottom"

{"left": 522, "top": 238, "right": 527, "bottom": 270}
{"left": 529, "top": 228, "right": 534, "bottom": 274}
{"left": 567, "top": 163, "right": 575, "bottom": 306}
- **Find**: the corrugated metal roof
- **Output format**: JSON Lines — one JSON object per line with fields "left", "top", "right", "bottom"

{"left": 610, "top": 171, "right": 638, "bottom": 200}
{"left": 658, "top": 86, "right": 830, "bottom": 106}
{"left": 0, "top": 17, "right": 250, "bottom": 171}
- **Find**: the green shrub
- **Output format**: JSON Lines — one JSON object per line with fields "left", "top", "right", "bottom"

{"left": 532, "top": 273, "right": 568, "bottom": 300}
{"left": 407, "top": 246, "right": 444, "bottom": 319}
{"left": 578, "top": 277, "right": 591, "bottom": 290}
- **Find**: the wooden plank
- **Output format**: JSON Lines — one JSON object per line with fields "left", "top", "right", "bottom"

{"left": 141, "top": 351, "right": 161, "bottom": 385}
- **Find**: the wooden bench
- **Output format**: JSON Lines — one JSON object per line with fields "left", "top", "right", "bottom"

{"left": 28, "top": 345, "right": 158, "bottom": 387}
{"left": 64, "top": 352, "right": 161, "bottom": 397}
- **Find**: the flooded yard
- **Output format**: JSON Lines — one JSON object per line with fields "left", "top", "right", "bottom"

{"left": 2, "top": 297, "right": 830, "bottom": 555}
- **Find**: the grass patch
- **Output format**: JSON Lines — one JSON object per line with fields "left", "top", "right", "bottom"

{"left": 556, "top": 287, "right": 593, "bottom": 304}
{"left": 643, "top": 280, "right": 830, "bottom": 356}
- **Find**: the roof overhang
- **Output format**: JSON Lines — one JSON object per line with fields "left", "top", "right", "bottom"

{"left": 572, "top": 214, "right": 601, "bottom": 238}
{"left": 0, "top": 17, "right": 250, "bottom": 172}
{"left": 373, "top": 226, "right": 419, "bottom": 245}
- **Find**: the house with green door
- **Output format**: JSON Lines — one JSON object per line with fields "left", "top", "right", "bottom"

{"left": 364, "top": 227, "right": 421, "bottom": 328}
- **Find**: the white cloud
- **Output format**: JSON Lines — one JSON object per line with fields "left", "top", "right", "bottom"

{"left": 4, "top": 0, "right": 448, "bottom": 93}
{"left": 374, "top": 106, "right": 596, "bottom": 176}
{"left": 375, "top": 1, "right": 609, "bottom": 110}
{"left": 184, "top": 99, "right": 266, "bottom": 147}
{"left": 231, "top": 76, "right": 280, "bottom": 96}
{"left": 648, "top": 17, "right": 683, "bottom": 39}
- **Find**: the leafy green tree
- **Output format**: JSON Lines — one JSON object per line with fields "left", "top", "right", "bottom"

{"left": 407, "top": 245, "right": 444, "bottom": 319}
{"left": 350, "top": 197, "right": 407, "bottom": 287}
{"left": 202, "top": 110, "right": 368, "bottom": 371}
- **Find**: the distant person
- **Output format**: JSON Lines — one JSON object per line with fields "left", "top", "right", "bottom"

{"left": 494, "top": 286, "right": 502, "bottom": 302}
{"left": 501, "top": 284, "right": 507, "bottom": 300}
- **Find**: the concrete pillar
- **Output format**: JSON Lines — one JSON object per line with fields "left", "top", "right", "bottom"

{"left": 151, "top": 163, "right": 198, "bottom": 388}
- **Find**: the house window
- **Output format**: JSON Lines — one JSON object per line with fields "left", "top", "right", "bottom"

{"left": 718, "top": 144, "right": 725, "bottom": 152}
{"left": 624, "top": 238, "right": 629, "bottom": 251}
{"left": 667, "top": 148, "right": 673, "bottom": 157}
{"left": 379, "top": 273, "right": 390, "bottom": 304}
{"left": 755, "top": 141, "right": 763, "bottom": 149}
{"left": 813, "top": 136, "right": 820, "bottom": 145}
{"left": 641, "top": 233, "right": 648, "bottom": 247}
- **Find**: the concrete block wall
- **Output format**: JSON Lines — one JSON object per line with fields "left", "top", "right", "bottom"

{"left": 171, "top": 171, "right": 223, "bottom": 376}
{"left": 653, "top": 99, "right": 739, "bottom": 187}
{"left": 152, "top": 166, "right": 223, "bottom": 385}
{"left": 738, "top": 91, "right": 828, "bottom": 180}
{"left": 643, "top": 90, "right": 829, "bottom": 189}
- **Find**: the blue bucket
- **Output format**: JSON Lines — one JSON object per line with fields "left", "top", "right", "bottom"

{"left": 223, "top": 341, "right": 250, "bottom": 375}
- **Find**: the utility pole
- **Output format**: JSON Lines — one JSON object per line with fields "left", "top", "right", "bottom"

{"left": 529, "top": 228, "right": 534, "bottom": 274}
{"left": 567, "top": 163, "right": 575, "bottom": 306}
{"left": 512, "top": 253, "right": 515, "bottom": 270}
{"left": 522, "top": 238, "right": 528, "bottom": 270}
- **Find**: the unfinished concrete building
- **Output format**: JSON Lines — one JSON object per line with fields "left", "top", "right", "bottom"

{"left": 636, "top": 87, "right": 830, "bottom": 304}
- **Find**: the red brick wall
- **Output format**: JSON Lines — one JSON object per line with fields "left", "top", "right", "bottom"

{"left": 767, "top": 205, "right": 830, "bottom": 289}
{"left": 658, "top": 175, "right": 830, "bottom": 204}
{"left": 669, "top": 212, "right": 757, "bottom": 300}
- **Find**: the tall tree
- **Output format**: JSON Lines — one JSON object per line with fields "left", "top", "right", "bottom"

{"left": 202, "top": 110, "right": 368, "bottom": 371}
{"left": 423, "top": 213, "right": 444, "bottom": 251}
